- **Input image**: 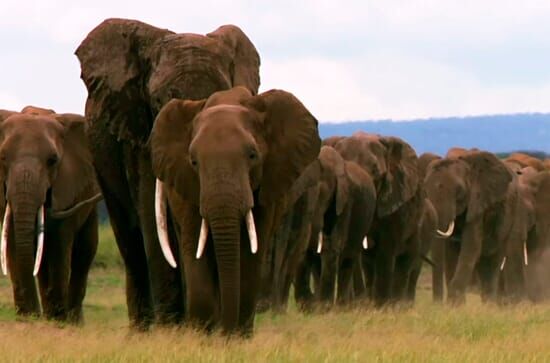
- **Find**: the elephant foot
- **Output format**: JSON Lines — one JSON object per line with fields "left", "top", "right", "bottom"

{"left": 255, "top": 298, "right": 271, "bottom": 313}
{"left": 447, "top": 290, "right": 466, "bottom": 306}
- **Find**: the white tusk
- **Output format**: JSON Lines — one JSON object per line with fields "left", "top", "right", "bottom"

{"left": 317, "top": 232, "right": 323, "bottom": 254}
{"left": 195, "top": 219, "right": 209, "bottom": 259}
{"left": 523, "top": 242, "right": 528, "bottom": 266}
{"left": 245, "top": 210, "right": 258, "bottom": 254}
{"left": 437, "top": 220, "right": 455, "bottom": 238}
{"left": 1, "top": 204, "right": 11, "bottom": 276}
{"left": 33, "top": 205, "right": 45, "bottom": 276}
{"left": 155, "top": 179, "right": 177, "bottom": 268}
{"left": 362, "top": 236, "right": 369, "bottom": 250}
{"left": 500, "top": 256, "right": 507, "bottom": 271}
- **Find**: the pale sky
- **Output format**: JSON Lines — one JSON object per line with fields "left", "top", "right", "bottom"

{"left": 1, "top": 1, "right": 550, "bottom": 122}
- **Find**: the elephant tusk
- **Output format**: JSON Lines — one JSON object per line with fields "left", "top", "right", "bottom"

{"left": 523, "top": 242, "right": 529, "bottom": 266}
{"left": 500, "top": 256, "right": 507, "bottom": 271}
{"left": 362, "top": 236, "right": 369, "bottom": 250}
{"left": 317, "top": 232, "right": 323, "bottom": 254}
{"left": 1, "top": 204, "right": 11, "bottom": 276}
{"left": 437, "top": 220, "right": 455, "bottom": 238}
{"left": 154, "top": 179, "right": 177, "bottom": 268}
{"left": 195, "top": 219, "right": 209, "bottom": 259}
{"left": 246, "top": 210, "right": 258, "bottom": 254}
{"left": 33, "top": 205, "right": 45, "bottom": 276}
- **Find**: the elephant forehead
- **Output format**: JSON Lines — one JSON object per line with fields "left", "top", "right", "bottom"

{"left": 3, "top": 115, "right": 62, "bottom": 137}
{"left": 192, "top": 106, "right": 257, "bottom": 144}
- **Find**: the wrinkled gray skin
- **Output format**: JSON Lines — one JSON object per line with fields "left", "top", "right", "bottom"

{"left": 424, "top": 151, "right": 520, "bottom": 304}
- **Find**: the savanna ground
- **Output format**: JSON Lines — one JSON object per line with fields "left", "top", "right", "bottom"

{"left": 0, "top": 225, "right": 549, "bottom": 362}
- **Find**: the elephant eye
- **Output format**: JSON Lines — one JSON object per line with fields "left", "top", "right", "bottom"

{"left": 248, "top": 151, "right": 257, "bottom": 160}
{"left": 46, "top": 154, "right": 59, "bottom": 167}
{"left": 189, "top": 157, "right": 198, "bottom": 168}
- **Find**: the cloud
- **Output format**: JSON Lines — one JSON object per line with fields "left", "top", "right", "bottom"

{"left": 1, "top": 1, "right": 550, "bottom": 121}
{"left": 262, "top": 52, "right": 550, "bottom": 121}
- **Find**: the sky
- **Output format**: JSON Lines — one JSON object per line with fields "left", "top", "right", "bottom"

{"left": 1, "top": 1, "right": 550, "bottom": 122}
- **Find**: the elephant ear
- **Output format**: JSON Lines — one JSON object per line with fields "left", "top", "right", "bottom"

{"left": 207, "top": 25, "right": 261, "bottom": 94}
{"left": 0, "top": 110, "right": 16, "bottom": 212}
{"left": 75, "top": 19, "right": 171, "bottom": 146}
{"left": 244, "top": 90, "right": 321, "bottom": 206}
{"left": 150, "top": 98, "right": 206, "bottom": 203}
{"left": 461, "top": 151, "right": 513, "bottom": 222}
{"left": 51, "top": 114, "right": 98, "bottom": 212}
{"left": 377, "top": 136, "right": 419, "bottom": 217}
{"left": 319, "top": 146, "right": 348, "bottom": 215}
{"left": 288, "top": 159, "right": 321, "bottom": 208}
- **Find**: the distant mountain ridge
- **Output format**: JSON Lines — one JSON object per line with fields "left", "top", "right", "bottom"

{"left": 318, "top": 113, "right": 550, "bottom": 155}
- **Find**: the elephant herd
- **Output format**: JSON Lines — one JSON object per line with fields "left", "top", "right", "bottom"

{"left": 0, "top": 19, "right": 549, "bottom": 337}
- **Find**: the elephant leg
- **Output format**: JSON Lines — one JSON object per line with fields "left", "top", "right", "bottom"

{"left": 432, "top": 239, "right": 446, "bottom": 302}
{"left": 407, "top": 262, "right": 422, "bottom": 302}
{"left": 271, "top": 212, "right": 292, "bottom": 312}
{"left": 183, "top": 254, "right": 217, "bottom": 331}
{"left": 445, "top": 239, "right": 460, "bottom": 289}
{"left": 362, "top": 249, "right": 376, "bottom": 300}
{"left": 392, "top": 252, "right": 413, "bottom": 302}
{"left": 477, "top": 253, "right": 501, "bottom": 303}
{"left": 373, "top": 243, "right": 396, "bottom": 307}
{"left": 448, "top": 221, "right": 482, "bottom": 304}
{"left": 319, "top": 238, "right": 337, "bottom": 306}
{"left": 138, "top": 166, "right": 184, "bottom": 325}
{"left": 67, "top": 210, "right": 99, "bottom": 324}
{"left": 294, "top": 249, "right": 314, "bottom": 310}
{"left": 336, "top": 256, "right": 355, "bottom": 306}
{"left": 100, "top": 182, "right": 153, "bottom": 330}
{"left": 39, "top": 223, "right": 72, "bottom": 321}
{"left": 352, "top": 257, "right": 366, "bottom": 300}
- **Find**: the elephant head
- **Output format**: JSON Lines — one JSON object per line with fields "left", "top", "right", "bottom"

{"left": 334, "top": 132, "right": 419, "bottom": 218}
{"left": 418, "top": 152, "right": 441, "bottom": 181}
{"left": 0, "top": 109, "right": 97, "bottom": 314}
{"left": 425, "top": 151, "right": 513, "bottom": 237}
{"left": 149, "top": 87, "right": 320, "bottom": 332}
{"left": 76, "top": 18, "right": 260, "bottom": 146}
{"left": 506, "top": 153, "right": 545, "bottom": 172}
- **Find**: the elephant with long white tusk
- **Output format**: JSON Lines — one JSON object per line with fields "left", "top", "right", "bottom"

{"left": 0, "top": 108, "right": 100, "bottom": 323}
{"left": 149, "top": 86, "right": 321, "bottom": 335}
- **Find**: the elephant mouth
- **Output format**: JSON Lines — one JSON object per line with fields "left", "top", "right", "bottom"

{"left": 153, "top": 179, "right": 258, "bottom": 267}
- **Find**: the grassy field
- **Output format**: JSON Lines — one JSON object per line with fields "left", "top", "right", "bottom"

{"left": 0, "top": 225, "right": 549, "bottom": 362}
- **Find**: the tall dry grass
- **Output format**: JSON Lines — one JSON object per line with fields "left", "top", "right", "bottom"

{"left": 0, "top": 225, "right": 549, "bottom": 362}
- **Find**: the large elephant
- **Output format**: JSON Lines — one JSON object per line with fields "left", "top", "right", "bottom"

{"left": 149, "top": 87, "right": 321, "bottom": 335}
{"left": 0, "top": 108, "right": 100, "bottom": 322}
{"left": 288, "top": 145, "right": 376, "bottom": 308}
{"left": 424, "top": 150, "right": 519, "bottom": 304}
{"left": 76, "top": 19, "right": 260, "bottom": 329}
{"left": 332, "top": 132, "right": 425, "bottom": 305}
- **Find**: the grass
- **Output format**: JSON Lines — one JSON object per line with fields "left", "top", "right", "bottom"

{"left": 0, "top": 225, "right": 549, "bottom": 362}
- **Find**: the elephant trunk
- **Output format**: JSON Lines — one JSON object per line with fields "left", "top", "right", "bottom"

{"left": 209, "top": 212, "right": 241, "bottom": 333}
{"left": 11, "top": 192, "right": 41, "bottom": 315}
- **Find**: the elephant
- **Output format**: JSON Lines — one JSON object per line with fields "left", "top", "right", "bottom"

{"left": 424, "top": 150, "right": 520, "bottom": 304}
{"left": 282, "top": 145, "right": 377, "bottom": 309}
{"left": 505, "top": 153, "right": 545, "bottom": 172}
{"left": 501, "top": 163, "right": 550, "bottom": 302}
{"left": 149, "top": 86, "right": 321, "bottom": 335}
{"left": 0, "top": 107, "right": 100, "bottom": 323}
{"left": 76, "top": 18, "right": 260, "bottom": 329}
{"left": 332, "top": 132, "right": 427, "bottom": 306}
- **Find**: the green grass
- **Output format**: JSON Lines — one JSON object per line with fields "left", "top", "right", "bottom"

{"left": 0, "top": 224, "right": 549, "bottom": 362}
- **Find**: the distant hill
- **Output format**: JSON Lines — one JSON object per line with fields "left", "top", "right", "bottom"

{"left": 318, "top": 113, "right": 550, "bottom": 156}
